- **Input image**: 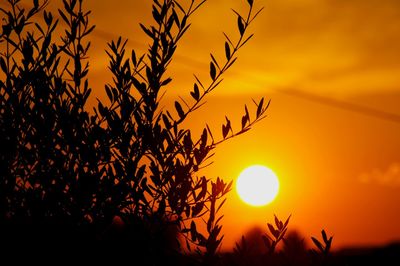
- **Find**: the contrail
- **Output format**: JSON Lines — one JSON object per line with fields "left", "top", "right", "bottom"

{"left": 279, "top": 89, "right": 400, "bottom": 124}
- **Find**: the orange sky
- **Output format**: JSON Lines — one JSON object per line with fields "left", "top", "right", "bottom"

{"left": 29, "top": 0, "right": 400, "bottom": 250}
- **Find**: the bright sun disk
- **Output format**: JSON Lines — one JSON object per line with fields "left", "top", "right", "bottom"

{"left": 236, "top": 165, "right": 279, "bottom": 206}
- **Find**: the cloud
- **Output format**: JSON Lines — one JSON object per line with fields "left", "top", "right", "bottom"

{"left": 358, "top": 163, "right": 400, "bottom": 187}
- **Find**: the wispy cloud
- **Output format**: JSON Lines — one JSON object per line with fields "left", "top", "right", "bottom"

{"left": 358, "top": 163, "right": 400, "bottom": 187}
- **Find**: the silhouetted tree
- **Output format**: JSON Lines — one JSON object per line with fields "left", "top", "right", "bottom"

{"left": 0, "top": 0, "right": 266, "bottom": 263}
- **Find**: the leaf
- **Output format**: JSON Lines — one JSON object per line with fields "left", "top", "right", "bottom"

{"left": 257, "top": 98, "right": 264, "bottom": 118}
{"left": 190, "top": 83, "right": 200, "bottom": 101}
{"left": 247, "top": 0, "right": 254, "bottom": 6}
{"left": 190, "top": 221, "right": 197, "bottom": 241}
{"left": 222, "top": 117, "right": 231, "bottom": 139}
{"left": 0, "top": 57, "right": 7, "bottom": 73}
{"left": 237, "top": 15, "right": 245, "bottom": 36}
{"left": 175, "top": 101, "right": 184, "bottom": 119}
{"left": 326, "top": 237, "right": 332, "bottom": 253}
{"left": 193, "top": 148, "right": 204, "bottom": 165}
{"left": 268, "top": 223, "right": 279, "bottom": 239}
{"left": 105, "top": 85, "right": 113, "bottom": 102}
{"left": 131, "top": 50, "right": 137, "bottom": 66}
{"left": 210, "top": 62, "right": 216, "bottom": 81}
{"left": 183, "top": 132, "right": 193, "bottom": 156}
{"left": 161, "top": 77, "right": 172, "bottom": 86}
{"left": 140, "top": 23, "right": 154, "bottom": 38}
{"left": 283, "top": 214, "right": 291, "bottom": 229}
{"left": 311, "top": 237, "right": 324, "bottom": 252}
{"left": 162, "top": 114, "right": 171, "bottom": 128}
{"left": 200, "top": 128, "right": 207, "bottom": 147}
{"left": 241, "top": 115, "right": 247, "bottom": 130}
{"left": 225, "top": 42, "right": 231, "bottom": 60}
{"left": 152, "top": 7, "right": 161, "bottom": 23}
{"left": 196, "top": 177, "right": 207, "bottom": 201}
{"left": 277, "top": 228, "right": 287, "bottom": 242}
{"left": 58, "top": 9, "right": 70, "bottom": 26}
{"left": 192, "top": 202, "right": 204, "bottom": 217}
{"left": 322, "top": 229, "right": 328, "bottom": 244}
{"left": 274, "top": 215, "right": 281, "bottom": 230}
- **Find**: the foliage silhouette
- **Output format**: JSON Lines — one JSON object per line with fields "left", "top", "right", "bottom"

{"left": 0, "top": 0, "right": 266, "bottom": 262}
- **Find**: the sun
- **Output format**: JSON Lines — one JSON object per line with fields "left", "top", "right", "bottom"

{"left": 236, "top": 165, "right": 279, "bottom": 206}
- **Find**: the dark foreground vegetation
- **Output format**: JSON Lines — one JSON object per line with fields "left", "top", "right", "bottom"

{"left": 1, "top": 0, "right": 398, "bottom": 265}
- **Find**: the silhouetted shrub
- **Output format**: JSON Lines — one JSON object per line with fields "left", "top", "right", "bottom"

{"left": 0, "top": 0, "right": 266, "bottom": 263}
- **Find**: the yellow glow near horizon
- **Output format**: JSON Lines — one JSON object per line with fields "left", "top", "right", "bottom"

{"left": 236, "top": 165, "right": 280, "bottom": 206}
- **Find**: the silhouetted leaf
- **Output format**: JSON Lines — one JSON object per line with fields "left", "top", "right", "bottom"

{"left": 196, "top": 177, "right": 207, "bottom": 201}
{"left": 152, "top": 6, "right": 161, "bottom": 23}
{"left": 58, "top": 9, "right": 69, "bottom": 25}
{"left": 190, "top": 220, "right": 197, "bottom": 241}
{"left": 237, "top": 15, "right": 245, "bottom": 36}
{"left": 175, "top": 101, "right": 184, "bottom": 119}
{"left": 268, "top": 223, "right": 279, "bottom": 239}
{"left": 322, "top": 229, "right": 328, "bottom": 244}
{"left": 311, "top": 237, "right": 324, "bottom": 252}
{"left": 283, "top": 214, "right": 291, "bottom": 229}
{"left": 105, "top": 85, "right": 113, "bottom": 102}
{"left": 257, "top": 97, "right": 264, "bottom": 118}
{"left": 183, "top": 131, "right": 192, "bottom": 156}
{"left": 192, "top": 202, "right": 204, "bottom": 217}
{"left": 222, "top": 117, "right": 231, "bottom": 139}
{"left": 0, "top": 57, "right": 7, "bottom": 73}
{"left": 190, "top": 83, "right": 200, "bottom": 101}
{"left": 44, "top": 10, "right": 53, "bottom": 26}
{"left": 274, "top": 215, "right": 281, "bottom": 230}
{"left": 277, "top": 228, "right": 287, "bottom": 242}
{"left": 140, "top": 23, "right": 154, "bottom": 38}
{"left": 225, "top": 42, "right": 231, "bottom": 60}
{"left": 131, "top": 50, "right": 137, "bottom": 66}
{"left": 326, "top": 238, "right": 332, "bottom": 253}
{"left": 162, "top": 114, "right": 171, "bottom": 128}
{"left": 210, "top": 62, "right": 216, "bottom": 81}
{"left": 241, "top": 115, "right": 248, "bottom": 129}
{"left": 161, "top": 77, "right": 172, "bottom": 86}
{"left": 200, "top": 128, "right": 207, "bottom": 147}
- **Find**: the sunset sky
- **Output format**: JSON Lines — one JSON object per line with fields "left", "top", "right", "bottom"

{"left": 24, "top": 0, "right": 400, "bottom": 250}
